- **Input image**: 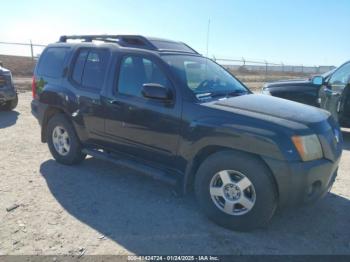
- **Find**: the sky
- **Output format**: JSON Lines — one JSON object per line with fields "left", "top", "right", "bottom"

{"left": 0, "top": 0, "right": 349, "bottom": 66}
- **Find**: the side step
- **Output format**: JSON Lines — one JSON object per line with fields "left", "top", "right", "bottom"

{"left": 82, "top": 148, "right": 179, "bottom": 187}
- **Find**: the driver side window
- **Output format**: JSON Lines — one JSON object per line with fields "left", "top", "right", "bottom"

{"left": 328, "top": 62, "right": 350, "bottom": 89}
{"left": 117, "top": 55, "right": 171, "bottom": 97}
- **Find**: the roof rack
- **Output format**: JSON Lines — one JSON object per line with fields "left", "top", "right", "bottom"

{"left": 58, "top": 35, "right": 199, "bottom": 54}
{"left": 58, "top": 35, "right": 157, "bottom": 50}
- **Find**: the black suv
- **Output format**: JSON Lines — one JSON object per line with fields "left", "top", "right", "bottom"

{"left": 31, "top": 35, "right": 342, "bottom": 231}
{"left": 0, "top": 62, "right": 18, "bottom": 111}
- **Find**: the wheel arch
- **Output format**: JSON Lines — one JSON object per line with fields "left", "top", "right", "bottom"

{"left": 41, "top": 106, "right": 70, "bottom": 143}
{"left": 183, "top": 146, "right": 280, "bottom": 200}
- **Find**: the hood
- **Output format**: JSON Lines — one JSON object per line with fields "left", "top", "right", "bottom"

{"left": 265, "top": 78, "right": 312, "bottom": 88}
{"left": 206, "top": 94, "right": 330, "bottom": 130}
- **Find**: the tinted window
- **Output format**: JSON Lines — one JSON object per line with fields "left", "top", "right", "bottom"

{"left": 118, "top": 56, "right": 170, "bottom": 97}
{"left": 163, "top": 55, "right": 247, "bottom": 95}
{"left": 82, "top": 50, "right": 109, "bottom": 90}
{"left": 38, "top": 47, "right": 69, "bottom": 78}
{"left": 71, "top": 49, "right": 109, "bottom": 90}
{"left": 72, "top": 49, "right": 88, "bottom": 84}
{"left": 329, "top": 62, "right": 350, "bottom": 88}
{"left": 150, "top": 40, "right": 194, "bottom": 53}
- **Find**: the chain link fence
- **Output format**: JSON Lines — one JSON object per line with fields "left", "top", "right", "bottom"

{"left": 0, "top": 40, "right": 336, "bottom": 77}
{"left": 213, "top": 57, "right": 335, "bottom": 76}
{"left": 0, "top": 41, "right": 46, "bottom": 61}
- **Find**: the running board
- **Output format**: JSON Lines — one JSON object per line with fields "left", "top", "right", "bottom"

{"left": 82, "top": 148, "right": 179, "bottom": 187}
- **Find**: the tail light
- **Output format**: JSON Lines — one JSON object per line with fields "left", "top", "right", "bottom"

{"left": 32, "top": 76, "right": 36, "bottom": 99}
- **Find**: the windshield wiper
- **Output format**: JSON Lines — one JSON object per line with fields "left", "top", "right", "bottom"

{"left": 225, "top": 90, "right": 249, "bottom": 97}
{"left": 196, "top": 90, "right": 248, "bottom": 100}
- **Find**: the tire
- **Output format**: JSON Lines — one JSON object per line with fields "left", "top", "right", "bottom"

{"left": 47, "top": 113, "right": 86, "bottom": 165}
{"left": 194, "top": 150, "right": 277, "bottom": 231}
{"left": 1, "top": 95, "right": 18, "bottom": 111}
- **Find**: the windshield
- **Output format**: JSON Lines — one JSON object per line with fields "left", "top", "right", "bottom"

{"left": 163, "top": 55, "right": 249, "bottom": 98}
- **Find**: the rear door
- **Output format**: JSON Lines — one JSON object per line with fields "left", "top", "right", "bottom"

{"left": 64, "top": 48, "right": 110, "bottom": 144}
{"left": 320, "top": 62, "right": 350, "bottom": 123}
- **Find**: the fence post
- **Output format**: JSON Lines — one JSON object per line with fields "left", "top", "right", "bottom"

{"left": 242, "top": 57, "right": 246, "bottom": 66}
{"left": 30, "top": 40, "right": 34, "bottom": 61}
{"left": 264, "top": 60, "right": 268, "bottom": 80}
{"left": 281, "top": 62, "right": 284, "bottom": 73}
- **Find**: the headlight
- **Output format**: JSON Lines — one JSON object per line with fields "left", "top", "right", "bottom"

{"left": 291, "top": 135, "right": 323, "bottom": 161}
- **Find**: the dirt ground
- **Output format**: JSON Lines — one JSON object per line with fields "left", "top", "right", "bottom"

{"left": 0, "top": 91, "right": 349, "bottom": 255}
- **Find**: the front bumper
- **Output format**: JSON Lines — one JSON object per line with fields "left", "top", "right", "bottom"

{"left": 0, "top": 87, "right": 17, "bottom": 103}
{"left": 263, "top": 155, "right": 341, "bottom": 207}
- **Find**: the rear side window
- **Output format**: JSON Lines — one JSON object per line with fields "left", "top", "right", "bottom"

{"left": 72, "top": 50, "right": 88, "bottom": 84}
{"left": 71, "top": 49, "right": 109, "bottom": 90}
{"left": 37, "top": 47, "right": 69, "bottom": 78}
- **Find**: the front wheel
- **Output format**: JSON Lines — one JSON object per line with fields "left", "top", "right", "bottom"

{"left": 195, "top": 151, "right": 277, "bottom": 231}
{"left": 47, "top": 114, "right": 86, "bottom": 165}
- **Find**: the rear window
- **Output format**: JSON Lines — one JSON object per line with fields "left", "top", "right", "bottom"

{"left": 37, "top": 47, "right": 69, "bottom": 78}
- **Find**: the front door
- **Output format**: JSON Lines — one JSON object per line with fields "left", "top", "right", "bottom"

{"left": 320, "top": 62, "right": 350, "bottom": 124}
{"left": 104, "top": 54, "right": 182, "bottom": 168}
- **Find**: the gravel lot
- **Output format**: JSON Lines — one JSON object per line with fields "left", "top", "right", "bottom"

{"left": 0, "top": 91, "right": 349, "bottom": 255}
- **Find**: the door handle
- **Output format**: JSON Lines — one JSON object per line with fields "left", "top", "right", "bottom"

{"left": 106, "top": 99, "right": 123, "bottom": 109}
{"left": 108, "top": 99, "right": 120, "bottom": 105}
{"left": 92, "top": 99, "right": 100, "bottom": 105}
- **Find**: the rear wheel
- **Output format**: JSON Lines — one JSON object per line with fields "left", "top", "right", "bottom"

{"left": 1, "top": 95, "right": 18, "bottom": 111}
{"left": 47, "top": 114, "right": 86, "bottom": 165}
{"left": 194, "top": 151, "right": 277, "bottom": 231}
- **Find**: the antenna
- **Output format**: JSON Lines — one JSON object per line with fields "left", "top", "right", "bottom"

{"left": 206, "top": 19, "right": 211, "bottom": 57}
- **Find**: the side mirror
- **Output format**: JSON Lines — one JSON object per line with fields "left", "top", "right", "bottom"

{"left": 142, "top": 83, "right": 172, "bottom": 101}
{"left": 312, "top": 76, "right": 324, "bottom": 86}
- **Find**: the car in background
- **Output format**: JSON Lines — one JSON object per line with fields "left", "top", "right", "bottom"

{"left": 318, "top": 61, "right": 350, "bottom": 127}
{"left": 261, "top": 69, "right": 335, "bottom": 107}
{"left": 0, "top": 61, "right": 18, "bottom": 111}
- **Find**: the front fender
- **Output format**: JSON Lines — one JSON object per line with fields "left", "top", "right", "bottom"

{"left": 179, "top": 116, "right": 298, "bottom": 162}
{"left": 178, "top": 116, "right": 300, "bottom": 193}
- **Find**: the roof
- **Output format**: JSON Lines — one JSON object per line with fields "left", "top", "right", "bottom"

{"left": 58, "top": 35, "right": 199, "bottom": 54}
